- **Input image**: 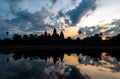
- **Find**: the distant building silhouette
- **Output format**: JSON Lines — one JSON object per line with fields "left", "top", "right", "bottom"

{"left": 44, "top": 30, "right": 47, "bottom": 37}
{"left": 52, "top": 28, "right": 59, "bottom": 38}
{"left": 0, "top": 28, "right": 120, "bottom": 46}
{"left": 60, "top": 31, "right": 64, "bottom": 39}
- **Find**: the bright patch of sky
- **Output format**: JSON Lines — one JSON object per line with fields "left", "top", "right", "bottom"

{"left": 78, "top": 0, "right": 120, "bottom": 27}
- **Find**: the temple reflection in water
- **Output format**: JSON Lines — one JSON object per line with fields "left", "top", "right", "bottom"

{"left": 0, "top": 50, "right": 120, "bottom": 79}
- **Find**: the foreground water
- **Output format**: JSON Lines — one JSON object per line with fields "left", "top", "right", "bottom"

{"left": 0, "top": 51, "right": 120, "bottom": 79}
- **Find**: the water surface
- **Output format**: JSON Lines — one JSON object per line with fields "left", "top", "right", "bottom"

{"left": 0, "top": 50, "right": 120, "bottom": 79}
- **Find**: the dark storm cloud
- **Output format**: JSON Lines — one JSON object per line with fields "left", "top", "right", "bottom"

{"left": 66, "top": 0, "right": 97, "bottom": 26}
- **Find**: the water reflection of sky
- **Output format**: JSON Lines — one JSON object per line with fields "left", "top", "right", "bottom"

{"left": 0, "top": 53, "right": 120, "bottom": 79}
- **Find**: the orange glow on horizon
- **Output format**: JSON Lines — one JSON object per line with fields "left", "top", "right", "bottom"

{"left": 47, "top": 27, "right": 78, "bottom": 38}
{"left": 102, "top": 37, "right": 107, "bottom": 40}
{"left": 64, "top": 31, "right": 77, "bottom": 38}
{"left": 64, "top": 27, "right": 78, "bottom": 38}
{"left": 101, "top": 36, "right": 110, "bottom": 41}
{"left": 101, "top": 52, "right": 108, "bottom": 56}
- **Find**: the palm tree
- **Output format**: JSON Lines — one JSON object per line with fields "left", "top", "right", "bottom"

{"left": 6, "top": 31, "right": 9, "bottom": 38}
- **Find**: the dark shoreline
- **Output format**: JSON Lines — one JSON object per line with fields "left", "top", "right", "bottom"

{"left": 0, "top": 45, "right": 120, "bottom": 62}
{"left": 0, "top": 45, "right": 120, "bottom": 51}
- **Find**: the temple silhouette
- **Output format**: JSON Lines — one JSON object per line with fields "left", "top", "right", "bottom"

{"left": 0, "top": 28, "right": 120, "bottom": 63}
{"left": 0, "top": 28, "right": 120, "bottom": 46}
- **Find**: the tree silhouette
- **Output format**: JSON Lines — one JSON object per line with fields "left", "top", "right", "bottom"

{"left": 6, "top": 31, "right": 9, "bottom": 38}
{"left": 76, "top": 37, "right": 80, "bottom": 41}
{"left": 13, "top": 34, "right": 22, "bottom": 41}
{"left": 67, "top": 37, "right": 71, "bottom": 40}
{"left": 0, "top": 28, "right": 119, "bottom": 46}
{"left": 6, "top": 31, "right": 9, "bottom": 36}
{"left": 29, "top": 34, "right": 36, "bottom": 40}
{"left": 23, "top": 34, "right": 29, "bottom": 40}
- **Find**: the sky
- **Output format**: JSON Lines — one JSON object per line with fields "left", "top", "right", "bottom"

{"left": 0, "top": 0, "right": 120, "bottom": 38}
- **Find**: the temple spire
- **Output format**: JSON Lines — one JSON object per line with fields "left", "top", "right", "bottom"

{"left": 60, "top": 31, "right": 64, "bottom": 39}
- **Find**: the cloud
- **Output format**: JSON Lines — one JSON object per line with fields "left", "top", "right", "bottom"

{"left": 5, "top": 0, "right": 24, "bottom": 5}
{"left": 0, "top": 8, "right": 54, "bottom": 36}
{"left": 0, "top": 54, "right": 90, "bottom": 79}
{"left": 0, "top": 0, "right": 58, "bottom": 37}
{"left": 50, "top": 0, "right": 57, "bottom": 4}
{"left": 0, "top": 8, "right": 53, "bottom": 37}
{"left": 11, "top": 8, "right": 51, "bottom": 30}
{"left": 0, "top": 0, "right": 14, "bottom": 19}
{"left": 0, "top": 19, "right": 22, "bottom": 38}
{"left": 78, "top": 19, "right": 120, "bottom": 37}
{"left": 79, "top": 53, "right": 120, "bottom": 72}
{"left": 78, "top": 26, "right": 102, "bottom": 36}
{"left": 5, "top": 0, "right": 25, "bottom": 15}
{"left": 110, "top": 19, "right": 120, "bottom": 27}
{"left": 1, "top": 0, "right": 120, "bottom": 38}
{"left": 2, "top": 0, "right": 97, "bottom": 25}
{"left": 103, "top": 19, "right": 120, "bottom": 35}
{"left": 0, "top": 0, "right": 98, "bottom": 37}
{"left": 66, "top": 0, "right": 97, "bottom": 26}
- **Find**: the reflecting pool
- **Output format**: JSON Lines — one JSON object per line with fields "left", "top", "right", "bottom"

{"left": 0, "top": 50, "right": 120, "bottom": 79}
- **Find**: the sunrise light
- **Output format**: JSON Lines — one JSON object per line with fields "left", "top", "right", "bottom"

{"left": 101, "top": 36, "right": 111, "bottom": 41}
{"left": 101, "top": 52, "right": 108, "bottom": 56}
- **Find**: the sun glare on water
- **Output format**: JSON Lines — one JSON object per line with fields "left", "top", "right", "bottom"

{"left": 101, "top": 52, "right": 108, "bottom": 56}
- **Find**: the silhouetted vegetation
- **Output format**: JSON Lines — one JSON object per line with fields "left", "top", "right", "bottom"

{"left": 2, "top": 48, "right": 120, "bottom": 64}
{"left": 0, "top": 29, "right": 120, "bottom": 63}
{"left": 0, "top": 28, "right": 120, "bottom": 46}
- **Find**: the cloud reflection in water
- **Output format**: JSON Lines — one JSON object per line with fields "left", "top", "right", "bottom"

{"left": 0, "top": 52, "right": 120, "bottom": 79}
{"left": 0, "top": 53, "right": 90, "bottom": 79}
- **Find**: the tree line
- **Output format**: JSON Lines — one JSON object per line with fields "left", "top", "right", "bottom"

{"left": 0, "top": 28, "right": 120, "bottom": 45}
